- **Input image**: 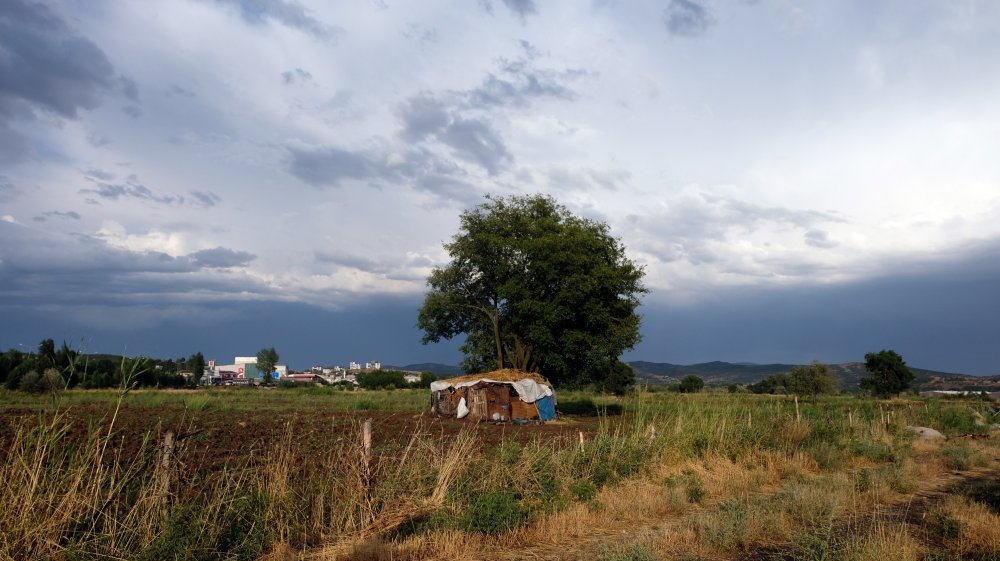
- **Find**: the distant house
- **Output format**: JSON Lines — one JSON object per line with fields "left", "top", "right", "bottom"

{"left": 404, "top": 373, "right": 421, "bottom": 384}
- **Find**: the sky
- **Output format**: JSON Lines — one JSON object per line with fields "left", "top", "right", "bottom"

{"left": 1, "top": 0, "right": 999, "bottom": 374}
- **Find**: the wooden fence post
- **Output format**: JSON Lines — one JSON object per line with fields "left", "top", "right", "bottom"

{"left": 157, "top": 430, "right": 175, "bottom": 516}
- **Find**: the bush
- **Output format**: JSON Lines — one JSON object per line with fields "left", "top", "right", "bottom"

{"left": 678, "top": 375, "right": 704, "bottom": 393}
{"left": 967, "top": 481, "right": 1000, "bottom": 515}
{"left": 356, "top": 370, "right": 406, "bottom": 390}
{"left": 18, "top": 368, "right": 63, "bottom": 393}
{"left": 570, "top": 479, "right": 597, "bottom": 502}
{"left": 459, "top": 489, "right": 530, "bottom": 535}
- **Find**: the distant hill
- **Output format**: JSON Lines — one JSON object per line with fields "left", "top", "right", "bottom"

{"left": 628, "top": 360, "right": 1000, "bottom": 391}
{"left": 385, "top": 360, "right": 1000, "bottom": 392}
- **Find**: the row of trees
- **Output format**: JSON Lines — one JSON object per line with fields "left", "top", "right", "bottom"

{"left": 0, "top": 339, "right": 209, "bottom": 391}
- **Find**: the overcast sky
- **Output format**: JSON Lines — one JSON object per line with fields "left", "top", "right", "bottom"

{"left": 1, "top": 0, "right": 999, "bottom": 374}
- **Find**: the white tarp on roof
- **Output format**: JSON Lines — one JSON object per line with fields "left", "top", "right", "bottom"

{"left": 430, "top": 377, "right": 554, "bottom": 403}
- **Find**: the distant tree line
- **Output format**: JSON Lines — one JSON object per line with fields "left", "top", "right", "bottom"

{"left": 0, "top": 338, "right": 208, "bottom": 391}
{"left": 355, "top": 370, "right": 439, "bottom": 390}
{"left": 747, "top": 362, "right": 839, "bottom": 396}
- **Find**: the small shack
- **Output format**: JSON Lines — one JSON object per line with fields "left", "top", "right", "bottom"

{"left": 430, "top": 369, "right": 556, "bottom": 422}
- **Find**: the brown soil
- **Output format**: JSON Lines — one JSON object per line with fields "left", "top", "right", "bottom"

{"left": 0, "top": 402, "right": 604, "bottom": 476}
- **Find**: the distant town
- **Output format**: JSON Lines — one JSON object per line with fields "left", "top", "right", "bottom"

{"left": 194, "top": 356, "right": 423, "bottom": 387}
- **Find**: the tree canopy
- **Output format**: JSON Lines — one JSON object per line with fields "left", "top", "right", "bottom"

{"left": 418, "top": 194, "right": 646, "bottom": 388}
{"left": 256, "top": 347, "right": 279, "bottom": 384}
{"left": 678, "top": 375, "right": 705, "bottom": 393}
{"left": 750, "top": 362, "right": 838, "bottom": 396}
{"left": 860, "top": 349, "right": 914, "bottom": 398}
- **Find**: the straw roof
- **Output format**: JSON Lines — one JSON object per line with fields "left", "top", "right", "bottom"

{"left": 436, "top": 368, "right": 552, "bottom": 387}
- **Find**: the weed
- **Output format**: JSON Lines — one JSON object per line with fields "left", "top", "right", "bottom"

{"left": 596, "top": 543, "right": 662, "bottom": 561}
{"left": 352, "top": 399, "right": 381, "bottom": 411}
{"left": 459, "top": 489, "right": 530, "bottom": 535}
{"left": 571, "top": 479, "right": 598, "bottom": 502}
{"left": 926, "top": 510, "right": 962, "bottom": 540}
{"left": 967, "top": 481, "right": 1000, "bottom": 515}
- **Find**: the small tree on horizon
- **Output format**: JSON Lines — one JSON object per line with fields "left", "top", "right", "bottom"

{"left": 256, "top": 347, "right": 279, "bottom": 386}
{"left": 189, "top": 352, "right": 206, "bottom": 386}
{"left": 786, "top": 361, "right": 838, "bottom": 396}
{"left": 860, "top": 349, "right": 914, "bottom": 398}
{"left": 678, "top": 375, "right": 704, "bottom": 393}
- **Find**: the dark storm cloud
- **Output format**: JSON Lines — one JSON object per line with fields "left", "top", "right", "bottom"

{"left": 119, "top": 76, "right": 140, "bottom": 102}
{"left": 81, "top": 176, "right": 181, "bottom": 206}
{"left": 86, "top": 132, "right": 111, "bottom": 147}
{"left": 188, "top": 247, "right": 256, "bottom": 268}
{"left": 315, "top": 250, "right": 392, "bottom": 274}
{"left": 480, "top": 0, "right": 538, "bottom": 22}
{"left": 436, "top": 118, "right": 512, "bottom": 175}
{"left": 32, "top": 210, "right": 81, "bottom": 222}
{"left": 0, "top": 124, "right": 32, "bottom": 164}
{"left": 466, "top": 43, "right": 587, "bottom": 109}
{"left": 84, "top": 168, "right": 115, "bottom": 181}
{"left": 287, "top": 141, "right": 486, "bottom": 201}
{"left": 286, "top": 146, "right": 384, "bottom": 187}
{"left": 81, "top": 172, "right": 216, "bottom": 208}
{"left": 189, "top": 190, "right": 222, "bottom": 208}
{"left": 0, "top": 298, "right": 465, "bottom": 372}
{"left": 389, "top": 42, "right": 586, "bottom": 184}
{"left": 413, "top": 173, "right": 480, "bottom": 204}
{"left": 0, "top": 0, "right": 137, "bottom": 163}
{"left": 167, "top": 84, "right": 195, "bottom": 98}
{"left": 281, "top": 68, "right": 313, "bottom": 85}
{"left": 314, "top": 250, "right": 436, "bottom": 282}
{"left": 395, "top": 94, "right": 512, "bottom": 174}
{"left": 631, "top": 192, "right": 842, "bottom": 266}
{"left": 633, "top": 239, "right": 1000, "bottom": 375}
{"left": 804, "top": 229, "right": 837, "bottom": 249}
{"left": 0, "top": 222, "right": 267, "bottom": 317}
{"left": 206, "top": 0, "right": 343, "bottom": 41}
{"left": 0, "top": 176, "right": 20, "bottom": 202}
{"left": 396, "top": 93, "right": 451, "bottom": 142}
{"left": 663, "top": 0, "right": 715, "bottom": 37}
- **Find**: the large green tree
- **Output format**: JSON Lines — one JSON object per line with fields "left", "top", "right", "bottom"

{"left": 786, "top": 361, "right": 838, "bottom": 396}
{"left": 256, "top": 347, "right": 279, "bottom": 385}
{"left": 418, "top": 194, "right": 646, "bottom": 388}
{"left": 860, "top": 349, "right": 914, "bottom": 398}
{"left": 189, "top": 352, "right": 206, "bottom": 386}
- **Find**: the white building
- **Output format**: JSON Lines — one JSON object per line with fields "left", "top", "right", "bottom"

{"left": 365, "top": 361, "right": 381, "bottom": 370}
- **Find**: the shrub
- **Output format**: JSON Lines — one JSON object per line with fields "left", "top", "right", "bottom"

{"left": 356, "top": 370, "right": 406, "bottom": 390}
{"left": 596, "top": 544, "right": 662, "bottom": 561}
{"left": 967, "top": 481, "right": 1000, "bottom": 515}
{"left": 459, "top": 489, "right": 530, "bottom": 535}
{"left": 927, "top": 510, "right": 962, "bottom": 540}
{"left": 570, "top": 479, "right": 598, "bottom": 502}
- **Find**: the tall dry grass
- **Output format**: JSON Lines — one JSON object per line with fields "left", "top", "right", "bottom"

{"left": 1, "top": 387, "right": 996, "bottom": 560}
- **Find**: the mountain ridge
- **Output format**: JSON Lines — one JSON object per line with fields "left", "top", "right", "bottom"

{"left": 390, "top": 361, "right": 1000, "bottom": 391}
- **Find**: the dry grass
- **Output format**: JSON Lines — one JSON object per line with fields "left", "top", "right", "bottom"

{"left": 2, "top": 388, "right": 997, "bottom": 561}
{"left": 840, "top": 520, "right": 925, "bottom": 561}
{"left": 934, "top": 495, "right": 1000, "bottom": 556}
